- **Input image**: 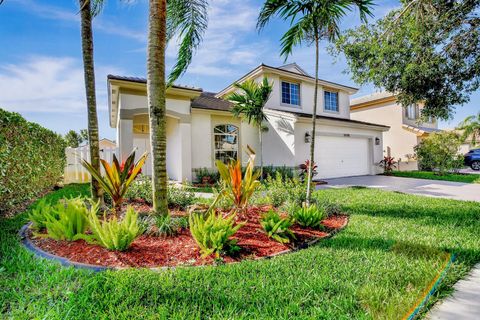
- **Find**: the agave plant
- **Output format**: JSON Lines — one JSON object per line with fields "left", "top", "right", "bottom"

{"left": 82, "top": 150, "right": 148, "bottom": 209}
{"left": 216, "top": 146, "right": 261, "bottom": 209}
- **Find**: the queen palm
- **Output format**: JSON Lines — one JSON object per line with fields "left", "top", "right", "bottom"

{"left": 226, "top": 77, "right": 273, "bottom": 180}
{"left": 148, "top": 0, "right": 208, "bottom": 215}
{"left": 257, "top": 0, "right": 374, "bottom": 204}
{"left": 457, "top": 112, "right": 480, "bottom": 147}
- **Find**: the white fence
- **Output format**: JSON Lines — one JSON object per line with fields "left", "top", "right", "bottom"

{"left": 64, "top": 146, "right": 118, "bottom": 184}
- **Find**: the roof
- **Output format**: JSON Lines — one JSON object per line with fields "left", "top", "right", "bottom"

{"left": 107, "top": 75, "right": 202, "bottom": 92}
{"left": 191, "top": 92, "right": 233, "bottom": 111}
{"left": 402, "top": 124, "right": 442, "bottom": 136}
{"left": 350, "top": 91, "right": 397, "bottom": 110}
{"left": 268, "top": 108, "right": 390, "bottom": 129}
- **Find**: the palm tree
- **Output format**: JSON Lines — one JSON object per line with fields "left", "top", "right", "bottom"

{"left": 457, "top": 112, "right": 480, "bottom": 147}
{"left": 226, "top": 77, "right": 273, "bottom": 180}
{"left": 148, "top": 0, "right": 208, "bottom": 215}
{"left": 257, "top": 0, "right": 374, "bottom": 204}
{"left": 79, "top": 0, "right": 105, "bottom": 204}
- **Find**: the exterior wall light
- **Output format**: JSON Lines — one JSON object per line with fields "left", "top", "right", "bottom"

{"left": 305, "top": 132, "right": 311, "bottom": 143}
{"left": 375, "top": 137, "right": 380, "bottom": 145}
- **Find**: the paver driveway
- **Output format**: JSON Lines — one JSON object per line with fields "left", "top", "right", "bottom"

{"left": 317, "top": 175, "right": 480, "bottom": 202}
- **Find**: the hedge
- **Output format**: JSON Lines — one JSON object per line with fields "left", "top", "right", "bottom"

{"left": 0, "top": 108, "right": 66, "bottom": 214}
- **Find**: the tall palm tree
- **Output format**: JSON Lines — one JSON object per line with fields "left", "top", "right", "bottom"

{"left": 257, "top": 0, "right": 374, "bottom": 204}
{"left": 457, "top": 112, "right": 480, "bottom": 147}
{"left": 226, "top": 77, "right": 273, "bottom": 180}
{"left": 79, "top": 0, "right": 105, "bottom": 204}
{"left": 148, "top": 0, "right": 208, "bottom": 215}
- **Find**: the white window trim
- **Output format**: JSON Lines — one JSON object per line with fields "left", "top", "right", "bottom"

{"left": 280, "top": 80, "right": 301, "bottom": 108}
{"left": 213, "top": 124, "right": 239, "bottom": 163}
{"left": 323, "top": 90, "right": 340, "bottom": 113}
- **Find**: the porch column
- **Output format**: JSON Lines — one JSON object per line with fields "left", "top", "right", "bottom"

{"left": 179, "top": 122, "right": 192, "bottom": 181}
{"left": 117, "top": 119, "right": 133, "bottom": 161}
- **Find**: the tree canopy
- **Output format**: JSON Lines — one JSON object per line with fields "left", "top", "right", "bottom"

{"left": 334, "top": 0, "right": 480, "bottom": 120}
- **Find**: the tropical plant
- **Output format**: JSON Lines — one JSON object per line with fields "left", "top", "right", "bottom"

{"left": 64, "top": 130, "right": 85, "bottom": 148}
{"left": 226, "top": 77, "right": 273, "bottom": 180}
{"left": 168, "top": 184, "right": 196, "bottom": 209}
{"left": 257, "top": 0, "right": 374, "bottom": 204}
{"left": 260, "top": 210, "right": 295, "bottom": 244}
{"left": 457, "top": 112, "right": 480, "bottom": 147}
{"left": 264, "top": 173, "right": 307, "bottom": 207}
{"left": 82, "top": 150, "right": 148, "bottom": 209}
{"left": 415, "top": 132, "right": 463, "bottom": 175}
{"left": 148, "top": 0, "right": 209, "bottom": 216}
{"left": 85, "top": 206, "right": 142, "bottom": 251}
{"left": 291, "top": 204, "right": 326, "bottom": 229}
{"left": 379, "top": 156, "right": 398, "bottom": 175}
{"left": 78, "top": 0, "right": 105, "bottom": 204}
{"left": 193, "top": 167, "right": 220, "bottom": 185}
{"left": 216, "top": 146, "right": 261, "bottom": 209}
{"left": 299, "top": 160, "right": 317, "bottom": 182}
{"left": 141, "top": 214, "right": 188, "bottom": 237}
{"left": 125, "top": 175, "right": 153, "bottom": 203}
{"left": 189, "top": 202, "right": 244, "bottom": 258}
{"left": 29, "top": 199, "right": 55, "bottom": 231}
{"left": 42, "top": 198, "right": 90, "bottom": 241}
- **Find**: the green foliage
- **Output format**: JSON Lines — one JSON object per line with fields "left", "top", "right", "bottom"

{"left": 189, "top": 195, "right": 244, "bottom": 258}
{"left": 291, "top": 204, "right": 326, "bottom": 229}
{"left": 193, "top": 167, "right": 219, "bottom": 184}
{"left": 391, "top": 171, "right": 480, "bottom": 184}
{"left": 141, "top": 214, "right": 188, "bottom": 237}
{"left": 82, "top": 150, "right": 148, "bottom": 208}
{"left": 264, "top": 173, "right": 307, "bottom": 207}
{"left": 64, "top": 130, "right": 86, "bottom": 148}
{"left": 42, "top": 198, "right": 90, "bottom": 241}
{"left": 334, "top": 2, "right": 480, "bottom": 120}
{"left": 260, "top": 210, "right": 295, "bottom": 244}
{"left": 457, "top": 112, "right": 480, "bottom": 147}
{"left": 261, "top": 165, "right": 295, "bottom": 180}
{"left": 0, "top": 108, "right": 66, "bottom": 214}
{"left": 86, "top": 206, "right": 142, "bottom": 251}
{"left": 124, "top": 176, "right": 152, "bottom": 203}
{"left": 28, "top": 199, "right": 55, "bottom": 231}
{"left": 415, "top": 132, "right": 463, "bottom": 174}
{"left": 168, "top": 185, "right": 196, "bottom": 209}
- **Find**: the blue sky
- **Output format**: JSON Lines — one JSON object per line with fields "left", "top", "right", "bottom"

{"left": 0, "top": 0, "right": 478, "bottom": 140}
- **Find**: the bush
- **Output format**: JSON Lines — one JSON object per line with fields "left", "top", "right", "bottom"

{"left": 256, "top": 165, "right": 295, "bottom": 180}
{"left": 379, "top": 156, "right": 398, "bottom": 175}
{"left": 0, "top": 109, "right": 66, "bottom": 213}
{"left": 168, "top": 185, "right": 196, "bottom": 209}
{"left": 141, "top": 214, "right": 188, "bottom": 237}
{"left": 264, "top": 173, "right": 307, "bottom": 207}
{"left": 290, "top": 204, "right": 326, "bottom": 229}
{"left": 260, "top": 210, "right": 295, "bottom": 244}
{"left": 415, "top": 132, "right": 463, "bottom": 174}
{"left": 193, "top": 167, "right": 220, "bottom": 185}
{"left": 28, "top": 199, "right": 55, "bottom": 231}
{"left": 125, "top": 175, "right": 152, "bottom": 203}
{"left": 42, "top": 198, "right": 90, "bottom": 241}
{"left": 85, "top": 206, "right": 142, "bottom": 251}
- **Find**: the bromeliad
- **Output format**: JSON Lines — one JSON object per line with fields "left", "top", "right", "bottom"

{"left": 82, "top": 150, "right": 148, "bottom": 209}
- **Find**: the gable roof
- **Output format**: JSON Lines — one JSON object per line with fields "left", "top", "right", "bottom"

{"left": 278, "top": 63, "right": 310, "bottom": 76}
{"left": 191, "top": 92, "right": 233, "bottom": 111}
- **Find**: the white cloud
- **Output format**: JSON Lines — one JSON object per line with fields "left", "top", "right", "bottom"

{"left": 0, "top": 56, "right": 123, "bottom": 113}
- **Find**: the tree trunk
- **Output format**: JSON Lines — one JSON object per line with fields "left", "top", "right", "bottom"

{"left": 79, "top": 0, "right": 103, "bottom": 205}
{"left": 306, "top": 36, "right": 319, "bottom": 205}
{"left": 147, "top": 0, "right": 169, "bottom": 216}
{"left": 258, "top": 126, "right": 265, "bottom": 181}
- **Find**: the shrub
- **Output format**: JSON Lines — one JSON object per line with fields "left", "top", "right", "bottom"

{"left": 28, "top": 199, "right": 56, "bottom": 231}
{"left": 82, "top": 150, "right": 147, "bottom": 209}
{"left": 415, "top": 132, "right": 463, "bottom": 174}
{"left": 193, "top": 167, "right": 219, "bottom": 185}
{"left": 264, "top": 173, "right": 307, "bottom": 207}
{"left": 141, "top": 214, "right": 188, "bottom": 237}
{"left": 262, "top": 165, "right": 295, "bottom": 180}
{"left": 298, "top": 160, "right": 318, "bottom": 182}
{"left": 42, "top": 198, "right": 90, "bottom": 241}
{"left": 379, "top": 156, "right": 398, "bottom": 175}
{"left": 291, "top": 204, "right": 326, "bottom": 229}
{"left": 125, "top": 175, "right": 152, "bottom": 203}
{"left": 260, "top": 210, "right": 295, "bottom": 244}
{"left": 216, "top": 146, "right": 261, "bottom": 209}
{"left": 85, "top": 206, "right": 142, "bottom": 251}
{"left": 316, "top": 199, "right": 342, "bottom": 216}
{"left": 168, "top": 185, "right": 196, "bottom": 209}
{"left": 0, "top": 109, "right": 66, "bottom": 214}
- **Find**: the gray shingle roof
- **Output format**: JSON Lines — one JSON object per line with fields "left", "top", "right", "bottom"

{"left": 191, "top": 92, "right": 233, "bottom": 111}
{"left": 107, "top": 74, "right": 202, "bottom": 91}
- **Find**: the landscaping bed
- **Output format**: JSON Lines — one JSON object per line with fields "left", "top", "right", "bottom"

{"left": 390, "top": 170, "right": 480, "bottom": 183}
{"left": 25, "top": 202, "right": 348, "bottom": 268}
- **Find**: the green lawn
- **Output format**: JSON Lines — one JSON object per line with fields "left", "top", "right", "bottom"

{"left": 391, "top": 170, "right": 480, "bottom": 184}
{"left": 2, "top": 184, "right": 480, "bottom": 319}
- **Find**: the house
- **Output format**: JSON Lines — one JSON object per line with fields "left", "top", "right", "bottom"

{"left": 350, "top": 92, "right": 440, "bottom": 170}
{"left": 107, "top": 63, "right": 389, "bottom": 181}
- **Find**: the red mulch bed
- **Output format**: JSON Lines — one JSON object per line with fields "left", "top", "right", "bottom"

{"left": 28, "top": 203, "right": 348, "bottom": 268}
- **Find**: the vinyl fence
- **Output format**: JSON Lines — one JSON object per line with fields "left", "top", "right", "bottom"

{"left": 64, "top": 146, "right": 118, "bottom": 184}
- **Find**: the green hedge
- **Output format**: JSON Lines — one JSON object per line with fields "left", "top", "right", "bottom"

{"left": 0, "top": 108, "right": 66, "bottom": 213}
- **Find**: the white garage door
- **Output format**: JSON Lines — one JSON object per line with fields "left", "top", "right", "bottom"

{"left": 315, "top": 136, "right": 370, "bottom": 179}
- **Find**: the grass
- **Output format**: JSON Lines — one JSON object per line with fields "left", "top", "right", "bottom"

{"left": 391, "top": 170, "right": 480, "bottom": 184}
{"left": 187, "top": 185, "right": 215, "bottom": 193}
{"left": 2, "top": 184, "right": 480, "bottom": 319}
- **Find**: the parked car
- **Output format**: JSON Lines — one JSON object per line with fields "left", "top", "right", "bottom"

{"left": 464, "top": 149, "right": 480, "bottom": 170}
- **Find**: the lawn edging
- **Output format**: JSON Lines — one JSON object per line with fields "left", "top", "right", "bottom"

{"left": 18, "top": 216, "right": 349, "bottom": 272}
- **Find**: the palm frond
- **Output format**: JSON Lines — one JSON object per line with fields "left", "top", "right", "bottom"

{"left": 167, "top": 0, "right": 208, "bottom": 85}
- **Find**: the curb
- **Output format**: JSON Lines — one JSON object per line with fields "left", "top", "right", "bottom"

{"left": 19, "top": 215, "right": 349, "bottom": 272}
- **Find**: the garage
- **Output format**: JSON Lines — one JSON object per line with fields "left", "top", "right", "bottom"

{"left": 315, "top": 135, "right": 371, "bottom": 179}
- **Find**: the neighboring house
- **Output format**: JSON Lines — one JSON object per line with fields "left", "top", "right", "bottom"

{"left": 350, "top": 92, "right": 440, "bottom": 171}
{"left": 107, "top": 63, "right": 389, "bottom": 181}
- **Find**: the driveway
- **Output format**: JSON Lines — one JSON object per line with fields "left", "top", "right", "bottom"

{"left": 317, "top": 175, "right": 480, "bottom": 202}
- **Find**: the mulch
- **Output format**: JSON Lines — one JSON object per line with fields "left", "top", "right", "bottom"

{"left": 29, "top": 203, "right": 348, "bottom": 268}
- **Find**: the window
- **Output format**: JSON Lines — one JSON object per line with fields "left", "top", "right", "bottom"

{"left": 406, "top": 104, "right": 419, "bottom": 120}
{"left": 214, "top": 124, "right": 238, "bottom": 163}
{"left": 324, "top": 91, "right": 339, "bottom": 112}
{"left": 281, "top": 81, "right": 300, "bottom": 106}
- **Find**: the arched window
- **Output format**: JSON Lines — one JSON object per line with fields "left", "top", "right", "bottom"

{"left": 214, "top": 124, "right": 238, "bottom": 163}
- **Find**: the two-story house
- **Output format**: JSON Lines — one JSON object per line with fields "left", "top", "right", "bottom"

{"left": 350, "top": 91, "right": 440, "bottom": 171}
{"left": 108, "top": 63, "right": 389, "bottom": 181}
